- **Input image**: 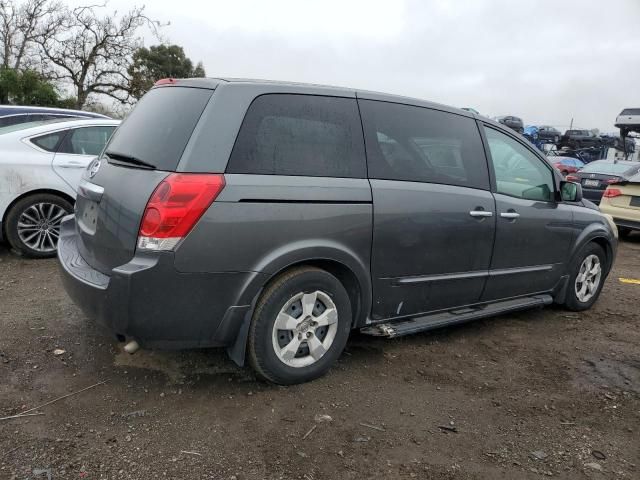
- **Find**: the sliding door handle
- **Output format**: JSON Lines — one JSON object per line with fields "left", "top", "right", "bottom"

{"left": 500, "top": 212, "right": 520, "bottom": 219}
{"left": 469, "top": 210, "right": 493, "bottom": 217}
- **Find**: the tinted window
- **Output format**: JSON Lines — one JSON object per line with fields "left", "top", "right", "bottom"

{"left": 227, "top": 94, "right": 365, "bottom": 178}
{"left": 484, "top": 127, "right": 555, "bottom": 202}
{"left": 0, "top": 114, "right": 30, "bottom": 127}
{"left": 105, "top": 87, "right": 213, "bottom": 170}
{"left": 31, "top": 131, "right": 66, "bottom": 152}
{"left": 621, "top": 109, "right": 640, "bottom": 115}
{"left": 59, "top": 126, "right": 116, "bottom": 155}
{"left": 580, "top": 161, "right": 639, "bottom": 175}
{"left": 359, "top": 100, "right": 489, "bottom": 189}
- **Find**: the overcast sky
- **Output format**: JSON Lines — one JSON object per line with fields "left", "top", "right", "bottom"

{"left": 95, "top": 0, "right": 639, "bottom": 132}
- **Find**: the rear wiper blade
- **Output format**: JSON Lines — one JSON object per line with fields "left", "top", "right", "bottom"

{"left": 104, "top": 151, "right": 156, "bottom": 170}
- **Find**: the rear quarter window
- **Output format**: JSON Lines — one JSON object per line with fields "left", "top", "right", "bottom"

{"left": 227, "top": 94, "right": 366, "bottom": 178}
{"left": 30, "top": 131, "right": 66, "bottom": 152}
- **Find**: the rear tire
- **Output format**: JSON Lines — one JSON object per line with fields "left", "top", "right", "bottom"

{"left": 248, "top": 266, "right": 352, "bottom": 385}
{"left": 562, "top": 243, "right": 606, "bottom": 311}
{"left": 5, "top": 193, "right": 72, "bottom": 258}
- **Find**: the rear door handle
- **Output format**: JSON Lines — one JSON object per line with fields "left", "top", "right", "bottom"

{"left": 500, "top": 212, "right": 520, "bottom": 219}
{"left": 469, "top": 210, "right": 493, "bottom": 217}
{"left": 59, "top": 160, "right": 85, "bottom": 168}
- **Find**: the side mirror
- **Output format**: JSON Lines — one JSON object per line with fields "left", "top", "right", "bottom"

{"left": 560, "top": 181, "right": 583, "bottom": 202}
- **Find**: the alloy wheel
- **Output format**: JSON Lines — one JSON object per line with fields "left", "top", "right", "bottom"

{"left": 16, "top": 202, "right": 67, "bottom": 253}
{"left": 272, "top": 290, "right": 338, "bottom": 368}
{"left": 575, "top": 254, "right": 602, "bottom": 303}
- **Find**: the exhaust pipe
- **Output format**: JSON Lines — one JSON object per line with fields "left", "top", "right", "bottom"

{"left": 123, "top": 340, "right": 140, "bottom": 354}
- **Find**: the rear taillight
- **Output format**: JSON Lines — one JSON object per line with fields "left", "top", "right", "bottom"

{"left": 137, "top": 173, "right": 225, "bottom": 251}
{"left": 603, "top": 188, "right": 622, "bottom": 198}
{"left": 566, "top": 175, "right": 579, "bottom": 182}
{"left": 606, "top": 177, "right": 620, "bottom": 185}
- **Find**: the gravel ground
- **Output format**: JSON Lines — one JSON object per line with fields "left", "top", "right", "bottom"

{"left": 0, "top": 238, "right": 639, "bottom": 480}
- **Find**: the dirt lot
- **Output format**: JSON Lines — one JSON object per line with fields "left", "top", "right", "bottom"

{"left": 1, "top": 239, "right": 639, "bottom": 480}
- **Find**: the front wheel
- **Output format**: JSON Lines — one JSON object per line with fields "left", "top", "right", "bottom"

{"left": 562, "top": 243, "right": 606, "bottom": 311}
{"left": 248, "top": 267, "right": 352, "bottom": 385}
{"left": 5, "top": 193, "right": 72, "bottom": 258}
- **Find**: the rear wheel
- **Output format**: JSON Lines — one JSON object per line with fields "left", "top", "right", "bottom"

{"left": 5, "top": 193, "right": 72, "bottom": 258}
{"left": 248, "top": 266, "right": 352, "bottom": 385}
{"left": 562, "top": 243, "right": 606, "bottom": 311}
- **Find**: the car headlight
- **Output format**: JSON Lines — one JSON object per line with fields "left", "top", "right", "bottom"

{"left": 603, "top": 213, "right": 618, "bottom": 239}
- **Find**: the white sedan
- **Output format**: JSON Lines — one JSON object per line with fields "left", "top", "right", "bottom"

{"left": 0, "top": 118, "right": 120, "bottom": 257}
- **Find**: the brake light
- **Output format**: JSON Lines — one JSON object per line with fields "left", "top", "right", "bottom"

{"left": 154, "top": 78, "right": 177, "bottom": 86}
{"left": 606, "top": 177, "right": 620, "bottom": 184}
{"left": 566, "top": 175, "right": 579, "bottom": 182}
{"left": 137, "top": 173, "right": 225, "bottom": 251}
{"left": 603, "top": 188, "right": 622, "bottom": 198}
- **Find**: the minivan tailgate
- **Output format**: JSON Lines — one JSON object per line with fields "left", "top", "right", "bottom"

{"left": 75, "top": 161, "right": 168, "bottom": 274}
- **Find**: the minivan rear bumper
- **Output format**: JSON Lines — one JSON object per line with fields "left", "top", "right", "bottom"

{"left": 58, "top": 216, "right": 265, "bottom": 349}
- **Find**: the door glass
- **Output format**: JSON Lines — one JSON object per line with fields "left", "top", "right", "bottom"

{"left": 59, "top": 126, "right": 116, "bottom": 155}
{"left": 484, "top": 127, "right": 555, "bottom": 201}
{"left": 359, "top": 100, "right": 490, "bottom": 189}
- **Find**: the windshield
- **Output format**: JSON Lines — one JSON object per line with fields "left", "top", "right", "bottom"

{"left": 104, "top": 87, "right": 213, "bottom": 171}
{"left": 580, "top": 161, "right": 636, "bottom": 175}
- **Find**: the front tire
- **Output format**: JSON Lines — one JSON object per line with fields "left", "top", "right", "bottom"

{"left": 5, "top": 193, "right": 72, "bottom": 258}
{"left": 248, "top": 266, "right": 352, "bottom": 385}
{"left": 618, "top": 227, "right": 632, "bottom": 239}
{"left": 563, "top": 243, "right": 606, "bottom": 311}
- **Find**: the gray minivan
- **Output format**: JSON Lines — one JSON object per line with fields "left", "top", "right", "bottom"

{"left": 58, "top": 78, "right": 618, "bottom": 384}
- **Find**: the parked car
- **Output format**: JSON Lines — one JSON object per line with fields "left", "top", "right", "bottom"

{"left": 550, "top": 156, "right": 585, "bottom": 176}
{"left": 600, "top": 173, "right": 640, "bottom": 237}
{"left": 537, "top": 125, "right": 562, "bottom": 143}
{"left": 58, "top": 78, "right": 617, "bottom": 385}
{"left": 0, "top": 119, "right": 120, "bottom": 257}
{"left": 495, "top": 115, "right": 524, "bottom": 134}
{"left": 614, "top": 108, "right": 640, "bottom": 131}
{"left": 0, "top": 105, "right": 109, "bottom": 128}
{"left": 600, "top": 133, "right": 636, "bottom": 153}
{"left": 559, "top": 129, "right": 603, "bottom": 149}
{"left": 566, "top": 160, "right": 640, "bottom": 204}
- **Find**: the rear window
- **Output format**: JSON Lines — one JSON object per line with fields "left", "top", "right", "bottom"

{"left": 105, "top": 87, "right": 213, "bottom": 170}
{"left": 580, "top": 161, "right": 638, "bottom": 175}
{"left": 621, "top": 109, "right": 640, "bottom": 115}
{"left": 227, "top": 94, "right": 366, "bottom": 178}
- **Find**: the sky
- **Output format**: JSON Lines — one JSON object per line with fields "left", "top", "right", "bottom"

{"left": 79, "top": 0, "right": 640, "bottom": 133}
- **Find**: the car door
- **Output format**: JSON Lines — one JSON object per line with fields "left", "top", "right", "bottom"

{"left": 359, "top": 99, "right": 496, "bottom": 320}
{"left": 52, "top": 125, "right": 116, "bottom": 189}
{"left": 481, "top": 125, "right": 575, "bottom": 301}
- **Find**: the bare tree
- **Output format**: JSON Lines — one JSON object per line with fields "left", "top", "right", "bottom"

{"left": 0, "top": 0, "right": 64, "bottom": 70}
{"left": 35, "top": 3, "right": 163, "bottom": 108}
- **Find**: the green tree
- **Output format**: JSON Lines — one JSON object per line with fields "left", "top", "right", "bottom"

{"left": 0, "top": 67, "right": 59, "bottom": 105}
{"left": 128, "top": 44, "right": 206, "bottom": 99}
